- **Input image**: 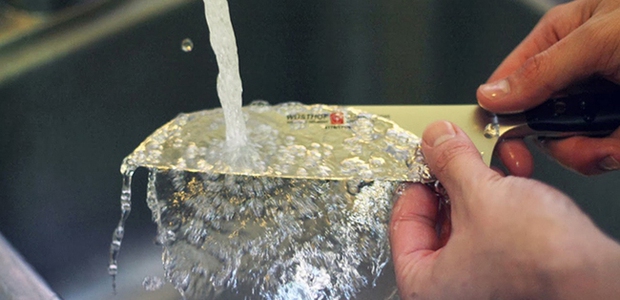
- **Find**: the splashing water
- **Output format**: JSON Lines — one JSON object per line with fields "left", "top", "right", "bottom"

{"left": 149, "top": 169, "right": 397, "bottom": 299}
{"left": 109, "top": 102, "right": 432, "bottom": 299}
{"left": 143, "top": 276, "right": 166, "bottom": 292}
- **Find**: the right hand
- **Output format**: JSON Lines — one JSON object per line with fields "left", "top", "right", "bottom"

{"left": 476, "top": 0, "right": 620, "bottom": 176}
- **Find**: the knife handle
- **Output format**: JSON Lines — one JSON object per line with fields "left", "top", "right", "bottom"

{"left": 525, "top": 86, "right": 620, "bottom": 134}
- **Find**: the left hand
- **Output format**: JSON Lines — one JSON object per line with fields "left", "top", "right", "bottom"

{"left": 389, "top": 120, "right": 620, "bottom": 299}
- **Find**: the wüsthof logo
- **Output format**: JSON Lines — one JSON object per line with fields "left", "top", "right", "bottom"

{"left": 325, "top": 111, "right": 351, "bottom": 129}
{"left": 329, "top": 112, "right": 344, "bottom": 125}
{"left": 285, "top": 111, "right": 351, "bottom": 129}
{"left": 286, "top": 113, "right": 330, "bottom": 124}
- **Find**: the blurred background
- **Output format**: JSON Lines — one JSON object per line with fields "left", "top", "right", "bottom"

{"left": 2, "top": 0, "right": 616, "bottom": 299}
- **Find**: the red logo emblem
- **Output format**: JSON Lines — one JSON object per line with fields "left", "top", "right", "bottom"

{"left": 330, "top": 112, "right": 344, "bottom": 125}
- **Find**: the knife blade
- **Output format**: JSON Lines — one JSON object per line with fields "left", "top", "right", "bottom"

{"left": 354, "top": 105, "right": 498, "bottom": 166}
{"left": 125, "top": 87, "right": 620, "bottom": 181}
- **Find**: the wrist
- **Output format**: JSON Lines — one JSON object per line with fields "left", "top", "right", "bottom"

{"left": 497, "top": 228, "right": 620, "bottom": 300}
{"left": 544, "top": 235, "right": 620, "bottom": 300}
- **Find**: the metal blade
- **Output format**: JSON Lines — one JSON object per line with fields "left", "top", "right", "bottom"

{"left": 354, "top": 105, "right": 498, "bottom": 166}
{"left": 125, "top": 103, "right": 499, "bottom": 183}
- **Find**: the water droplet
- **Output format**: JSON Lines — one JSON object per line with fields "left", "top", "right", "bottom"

{"left": 484, "top": 123, "right": 500, "bottom": 139}
{"left": 181, "top": 38, "right": 194, "bottom": 52}
{"left": 284, "top": 135, "right": 295, "bottom": 145}
{"left": 346, "top": 180, "right": 360, "bottom": 195}
{"left": 143, "top": 276, "right": 166, "bottom": 291}
{"left": 108, "top": 264, "right": 118, "bottom": 276}
{"left": 250, "top": 99, "right": 270, "bottom": 106}
{"left": 296, "top": 168, "right": 308, "bottom": 176}
{"left": 369, "top": 156, "right": 385, "bottom": 167}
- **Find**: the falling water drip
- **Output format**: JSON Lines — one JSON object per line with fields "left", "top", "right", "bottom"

{"left": 108, "top": 164, "right": 136, "bottom": 292}
{"left": 181, "top": 38, "right": 194, "bottom": 52}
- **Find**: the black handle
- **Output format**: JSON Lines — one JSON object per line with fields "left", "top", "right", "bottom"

{"left": 525, "top": 87, "right": 620, "bottom": 134}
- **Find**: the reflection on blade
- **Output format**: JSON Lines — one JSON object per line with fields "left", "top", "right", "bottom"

{"left": 356, "top": 105, "right": 497, "bottom": 166}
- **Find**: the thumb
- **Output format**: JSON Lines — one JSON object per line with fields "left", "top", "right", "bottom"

{"left": 477, "top": 26, "right": 603, "bottom": 113}
{"left": 421, "top": 121, "right": 498, "bottom": 206}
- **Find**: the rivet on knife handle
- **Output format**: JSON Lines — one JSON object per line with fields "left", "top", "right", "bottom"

{"left": 524, "top": 88, "right": 620, "bottom": 136}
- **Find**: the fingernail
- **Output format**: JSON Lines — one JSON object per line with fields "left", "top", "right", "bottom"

{"left": 423, "top": 121, "right": 457, "bottom": 147}
{"left": 598, "top": 156, "right": 620, "bottom": 171}
{"left": 479, "top": 79, "right": 511, "bottom": 99}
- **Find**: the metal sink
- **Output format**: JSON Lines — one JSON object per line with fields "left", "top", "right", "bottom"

{"left": 2, "top": 0, "right": 618, "bottom": 299}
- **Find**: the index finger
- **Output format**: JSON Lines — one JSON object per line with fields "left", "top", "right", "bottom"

{"left": 486, "top": 2, "right": 587, "bottom": 82}
{"left": 390, "top": 183, "right": 440, "bottom": 272}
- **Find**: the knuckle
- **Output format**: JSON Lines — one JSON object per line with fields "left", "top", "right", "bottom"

{"left": 592, "top": 26, "right": 620, "bottom": 77}
{"left": 519, "top": 52, "right": 550, "bottom": 80}
{"left": 571, "top": 11, "right": 620, "bottom": 78}
{"left": 540, "top": 2, "right": 580, "bottom": 37}
{"left": 542, "top": 4, "right": 568, "bottom": 25}
{"left": 515, "top": 52, "right": 557, "bottom": 95}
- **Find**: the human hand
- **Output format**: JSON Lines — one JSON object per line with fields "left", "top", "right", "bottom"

{"left": 390, "top": 121, "right": 620, "bottom": 300}
{"left": 476, "top": 0, "right": 620, "bottom": 176}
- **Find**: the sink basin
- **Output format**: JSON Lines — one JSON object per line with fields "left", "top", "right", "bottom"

{"left": 2, "top": 0, "right": 618, "bottom": 299}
